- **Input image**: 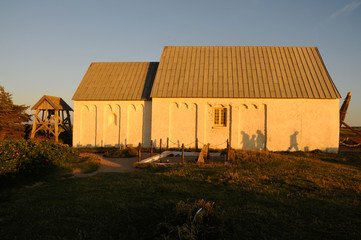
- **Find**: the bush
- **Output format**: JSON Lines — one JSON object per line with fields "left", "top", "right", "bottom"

{"left": 0, "top": 139, "right": 81, "bottom": 176}
{"left": 104, "top": 147, "right": 138, "bottom": 158}
{"left": 157, "top": 199, "right": 224, "bottom": 239}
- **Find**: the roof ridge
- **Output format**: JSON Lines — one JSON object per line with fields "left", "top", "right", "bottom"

{"left": 163, "top": 46, "right": 318, "bottom": 48}
{"left": 90, "top": 61, "right": 159, "bottom": 64}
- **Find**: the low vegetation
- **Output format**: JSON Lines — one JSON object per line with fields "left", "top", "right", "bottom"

{"left": 0, "top": 139, "right": 100, "bottom": 178}
{"left": 1, "top": 148, "right": 360, "bottom": 239}
{"left": 103, "top": 146, "right": 138, "bottom": 158}
{"left": 157, "top": 199, "right": 224, "bottom": 239}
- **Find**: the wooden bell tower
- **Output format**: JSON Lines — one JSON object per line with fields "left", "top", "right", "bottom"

{"left": 31, "top": 95, "right": 73, "bottom": 142}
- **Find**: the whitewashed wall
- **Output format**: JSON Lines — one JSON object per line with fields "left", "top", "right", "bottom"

{"left": 73, "top": 101, "right": 152, "bottom": 147}
{"left": 151, "top": 98, "right": 340, "bottom": 152}
{"left": 74, "top": 98, "right": 339, "bottom": 152}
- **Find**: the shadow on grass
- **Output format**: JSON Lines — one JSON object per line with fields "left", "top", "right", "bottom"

{"left": 0, "top": 168, "right": 66, "bottom": 189}
{"left": 0, "top": 165, "right": 360, "bottom": 240}
{"left": 322, "top": 152, "right": 361, "bottom": 170}
{"left": 279, "top": 151, "right": 361, "bottom": 170}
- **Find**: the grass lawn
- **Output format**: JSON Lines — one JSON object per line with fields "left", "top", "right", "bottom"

{"left": 1, "top": 151, "right": 361, "bottom": 239}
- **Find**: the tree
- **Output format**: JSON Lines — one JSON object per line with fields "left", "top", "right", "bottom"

{"left": 0, "top": 86, "right": 29, "bottom": 140}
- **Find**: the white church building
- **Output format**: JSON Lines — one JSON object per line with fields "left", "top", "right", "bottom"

{"left": 72, "top": 46, "right": 341, "bottom": 152}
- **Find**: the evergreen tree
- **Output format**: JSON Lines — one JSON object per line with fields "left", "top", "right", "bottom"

{"left": 0, "top": 86, "right": 29, "bottom": 140}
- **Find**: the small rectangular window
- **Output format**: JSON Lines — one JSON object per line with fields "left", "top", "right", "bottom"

{"left": 214, "top": 108, "right": 226, "bottom": 126}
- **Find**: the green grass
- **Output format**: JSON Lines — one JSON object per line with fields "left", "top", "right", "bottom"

{"left": 72, "top": 154, "right": 101, "bottom": 173}
{"left": 103, "top": 147, "right": 138, "bottom": 158}
{"left": 0, "top": 150, "right": 360, "bottom": 239}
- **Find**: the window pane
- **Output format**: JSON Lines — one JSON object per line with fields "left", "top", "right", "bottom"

{"left": 214, "top": 109, "right": 219, "bottom": 124}
{"left": 221, "top": 109, "right": 225, "bottom": 125}
{"left": 214, "top": 108, "right": 226, "bottom": 126}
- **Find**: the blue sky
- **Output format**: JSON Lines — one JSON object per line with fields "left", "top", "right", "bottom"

{"left": 1, "top": 0, "right": 360, "bottom": 125}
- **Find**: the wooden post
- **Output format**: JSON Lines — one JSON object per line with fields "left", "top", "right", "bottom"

{"left": 160, "top": 139, "right": 162, "bottom": 151}
{"left": 138, "top": 143, "right": 141, "bottom": 163}
{"left": 45, "top": 110, "right": 49, "bottom": 136}
{"left": 196, "top": 138, "right": 198, "bottom": 151}
{"left": 340, "top": 92, "right": 352, "bottom": 127}
{"left": 54, "top": 111, "right": 59, "bottom": 142}
{"left": 182, "top": 143, "right": 185, "bottom": 164}
{"left": 31, "top": 109, "right": 39, "bottom": 139}
{"left": 150, "top": 140, "right": 153, "bottom": 157}
{"left": 226, "top": 139, "right": 230, "bottom": 163}
{"left": 167, "top": 137, "right": 169, "bottom": 150}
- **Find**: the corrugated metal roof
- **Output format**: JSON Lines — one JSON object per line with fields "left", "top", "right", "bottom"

{"left": 72, "top": 62, "right": 159, "bottom": 100}
{"left": 150, "top": 46, "right": 340, "bottom": 99}
{"left": 32, "top": 95, "right": 73, "bottom": 111}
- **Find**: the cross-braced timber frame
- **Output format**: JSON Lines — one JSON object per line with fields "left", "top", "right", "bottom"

{"left": 30, "top": 95, "right": 73, "bottom": 142}
{"left": 340, "top": 92, "right": 361, "bottom": 136}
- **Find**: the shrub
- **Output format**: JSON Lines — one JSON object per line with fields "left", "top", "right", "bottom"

{"left": 104, "top": 147, "right": 138, "bottom": 158}
{"left": 0, "top": 139, "right": 81, "bottom": 176}
{"left": 157, "top": 199, "right": 224, "bottom": 239}
{"left": 77, "top": 147, "right": 108, "bottom": 154}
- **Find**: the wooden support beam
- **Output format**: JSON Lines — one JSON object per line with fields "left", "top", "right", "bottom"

{"left": 340, "top": 92, "right": 352, "bottom": 127}
{"left": 55, "top": 111, "right": 59, "bottom": 142}
{"left": 150, "top": 140, "right": 153, "bottom": 157}
{"left": 341, "top": 121, "right": 361, "bottom": 138}
{"left": 31, "top": 109, "right": 39, "bottom": 139}
{"left": 138, "top": 143, "right": 142, "bottom": 162}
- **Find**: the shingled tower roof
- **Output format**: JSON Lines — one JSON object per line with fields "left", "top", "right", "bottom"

{"left": 31, "top": 95, "right": 73, "bottom": 111}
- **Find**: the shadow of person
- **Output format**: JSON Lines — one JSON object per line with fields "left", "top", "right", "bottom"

{"left": 241, "top": 131, "right": 250, "bottom": 149}
{"left": 288, "top": 131, "right": 299, "bottom": 151}
{"left": 250, "top": 135, "right": 256, "bottom": 149}
{"left": 241, "top": 131, "right": 257, "bottom": 149}
{"left": 256, "top": 130, "right": 265, "bottom": 150}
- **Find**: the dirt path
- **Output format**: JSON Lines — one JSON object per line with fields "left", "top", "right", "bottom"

{"left": 24, "top": 153, "right": 151, "bottom": 187}
{"left": 73, "top": 153, "right": 152, "bottom": 178}
{"left": 24, "top": 152, "right": 223, "bottom": 187}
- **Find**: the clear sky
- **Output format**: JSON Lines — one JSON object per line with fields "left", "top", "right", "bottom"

{"left": 1, "top": 0, "right": 360, "bottom": 126}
